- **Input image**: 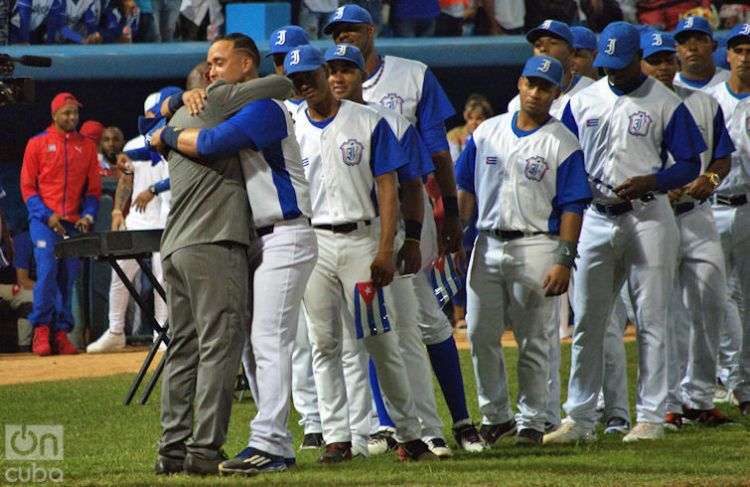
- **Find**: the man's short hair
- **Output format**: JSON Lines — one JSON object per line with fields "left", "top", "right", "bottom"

{"left": 212, "top": 33, "right": 261, "bottom": 68}
{"left": 187, "top": 61, "right": 209, "bottom": 90}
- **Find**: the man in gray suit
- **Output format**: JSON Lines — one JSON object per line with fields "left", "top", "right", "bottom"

{"left": 150, "top": 34, "right": 293, "bottom": 476}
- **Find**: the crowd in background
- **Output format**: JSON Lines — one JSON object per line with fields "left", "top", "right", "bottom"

{"left": 2, "top": 0, "right": 750, "bottom": 45}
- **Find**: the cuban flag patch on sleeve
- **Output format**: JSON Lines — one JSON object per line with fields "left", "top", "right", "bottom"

{"left": 353, "top": 281, "right": 392, "bottom": 339}
{"left": 430, "top": 253, "right": 462, "bottom": 306}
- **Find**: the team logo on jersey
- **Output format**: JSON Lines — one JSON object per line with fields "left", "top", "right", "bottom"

{"left": 628, "top": 111, "right": 653, "bottom": 136}
{"left": 380, "top": 93, "right": 404, "bottom": 114}
{"left": 524, "top": 156, "right": 548, "bottom": 181}
{"left": 485, "top": 156, "right": 498, "bottom": 165}
{"left": 340, "top": 139, "right": 364, "bottom": 166}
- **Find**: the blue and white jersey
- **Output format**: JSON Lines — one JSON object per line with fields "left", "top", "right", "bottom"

{"left": 292, "top": 100, "right": 408, "bottom": 225}
{"left": 506, "top": 74, "right": 595, "bottom": 119}
{"left": 673, "top": 68, "right": 730, "bottom": 93}
{"left": 562, "top": 76, "right": 706, "bottom": 204}
{"left": 705, "top": 81, "right": 750, "bottom": 195}
{"left": 194, "top": 99, "right": 312, "bottom": 228}
{"left": 284, "top": 97, "right": 306, "bottom": 115}
{"left": 455, "top": 112, "right": 591, "bottom": 234}
{"left": 62, "top": 0, "right": 99, "bottom": 42}
{"left": 362, "top": 55, "right": 455, "bottom": 155}
{"left": 10, "top": 0, "right": 57, "bottom": 43}
{"left": 122, "top": 136, "right": 169, "bottom": 230}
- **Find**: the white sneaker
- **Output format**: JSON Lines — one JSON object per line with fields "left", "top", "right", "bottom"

{"left": 425, "top": 438, "right": 453, "bottom": 458}
{"left": 153, "top": 331, "right": 167, "bottom": 352}
{"left": 542, "top": 420, "right": 596, "bottom": 444}
{"left": 367, "top": 430, "right": 396, "bottom": 456}
{"left": 714, "top": 383, "right": 731, "bottom": 404}
{"left": 86, "top": 331, "right": 126, "bottom": 353}
{"left": 622, "top": 422, "right": 664, "bottom": 443}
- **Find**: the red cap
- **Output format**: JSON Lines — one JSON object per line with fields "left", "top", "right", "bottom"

{"left": 80, "top": 120, "right": 105, "bottom": 144}
{"left": 50, "top": 92, "right": 82, "bottom": 116}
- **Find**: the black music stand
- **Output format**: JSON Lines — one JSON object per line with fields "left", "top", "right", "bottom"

{"left": 55, "top": 230, "right": 169, "bottom": 405}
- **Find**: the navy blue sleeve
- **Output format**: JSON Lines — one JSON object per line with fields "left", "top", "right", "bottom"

{"left": 196, "top": 100, "right": 288, "bottom": 158}
{"left": 13, "top": 0, "right": 32, "bottom": 43}
{"left": 555, "top": 149, "right": 592, "bottom": 214}
{"left": 396, "top": 125, "right": 435, "bottom": 183}
{"left": 657, "top": 103, "right": 706, "bottom": 191}
{"left": 153, "top": 178, "right": 170, "bottom": 194}
{"left": 371, "top": 118, "right": 409, "bottom": 177}
{"left": 124, "top": 144, "right": 151, "bottom": 162}
{"left": 454, "top": 136, "right": 477, "bottom": 194}
{"left": 12, "top": 233, "right": 33, "bottom": 271}
{"left": 561, "top": 102, "right": 579, "bottom": 139}
{"left": 416, "top": 69, "right": 455, "bottom": 155}
{"left": 82, "top": 1, "right": 99, "bottom": 35}
{"left": 712, "top": 105, "right": 735, "bottom": 161}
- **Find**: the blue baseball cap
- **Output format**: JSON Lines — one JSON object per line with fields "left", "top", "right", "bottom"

{"left": 571, "top": 26, "right": 597, "bottom": 51}
{"left": 594, "top": 22, "right": 640, "bottom": 70}
{"left": 727, "top": 23, "right": 750, "bottom": 48}
{"left": 267, "top": 26, "right": 310, "bottom": 56}
{"left": 283, "top": 45, "right": 324, "bottom": 75}
{"left": 674, "top": 16, "right": 713, "bottom": 43}
{"left": 641, "top": 31, "right": 676, "bottom": 59}
{"left": 526, "top": 19, "right": 573, "bottom": 46}
{"left": 324, "top": 44, "right": 365, "bottom": 70}
{"left": 521, "top": 55, "right": 564, "bottom": 88}
{"left": 713, "top": 47, "right": 729, "bottom": 70}
{"left": 323, "top": 5, "right": 373, "bottom": 35}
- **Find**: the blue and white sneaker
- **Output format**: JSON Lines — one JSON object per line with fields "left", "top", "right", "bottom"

{"left": 218, "top": 447, "right": 287, "bottom": 476}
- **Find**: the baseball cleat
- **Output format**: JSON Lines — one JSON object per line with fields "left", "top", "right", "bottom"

{"left": 219, "top": 447, "right": 287, "bottom": 476}
{"left": 478, "top": 419, "right": 517, "bottom": 446}
{"left": 367, "top": 430, "right": 397, "bottom": 456}
{"left": 425, "top": 437, "right": 453, "bottom": 458}
{"left": 622, "top": 422, "right": 664, "bottom": 443}
{"left": 663, "top": 412, "right": 682, "bottom": 431}
{"left": 682, "top": 407, "right": 732, "bottom": 426}
{"left": 515, "top": 428, "right": 543, "bottom": 446}
{"left": 396, "top": 439, "right": 437, "bottom": 462}
{"left": 300, "top": 432, "right": 324, "bottom": 449}
{"left": 452, "top": 422, "right": 486, "bottom": 452}
{"left": 542, "top": 420, "right": 596, "bottom": 444}
{"left": 318, "top": 442, "right": 352, "bottom": 464}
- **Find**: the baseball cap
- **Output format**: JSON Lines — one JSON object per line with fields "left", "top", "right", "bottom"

{"left": 323, "top": 5, "right": 373, "bottom": 35}
{"left": 521, "top": 55, "right": 564, "bottom": 88}
{"left": 713, "top": 46, "right": 729, "bottom": 70}
{"left": 526, "top": 19, "right": 573, "bottom": 46}
{"left": 594, "top": 22, "right": 640, "bottom": 70}
{"left": 641, "top": 31, "right": 676, "bottom": 60}
{"left": 284, "top": 45, "right": 325, "bottom": 75}
{"left": 324, "top": 44, "right": 365, "bottom": 71}
{"left": 267, "top": 26, "right": 310, "bottom": 56}
{"left": 674, "top": 16, "right": 713, "bottom": 43}
{"left": 80, "top": 120, "right": 105, "bottom": 143}
{"left": 727, "top": 23, "right": 750, "bottom": 48}
{"left": 50, "top": 92, "right": 81, "bottom": 116}
{"left": 571, "top": 26, "right": 597, "bottom": 51}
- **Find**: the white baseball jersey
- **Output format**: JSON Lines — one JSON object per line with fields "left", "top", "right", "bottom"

{"left": 292, "top": 100, "right": 407, "bottom": 225}
{"left": 562, "top": 76, "right": 706, "bottom": 204}
{"left": 705, "top": 82, "right": 750, "bottom": 195}
{"left": 122, "top": 136, "right": 168, "bottom": 230}
{"left": 673, "top": 68, "right": 730, "bottom": 93}
{"left": 362, "top": 55, "right": 455, "bottom": 155}
{"left": 506, "top": 74, "right": 595, "bottom": 119}
{"left": 455, "top": 112, "right": 591, "bottom": 234}
{"left": 284, "top": 98, "right": 306, "bottom": 115}
{"left": 65, "top": 0, "right": 99, "bottom": 35}
{"left": 10, "top": 0, "right": 55, "bottom": 35}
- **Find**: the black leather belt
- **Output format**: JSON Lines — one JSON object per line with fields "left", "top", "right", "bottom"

{"left": 485, "top": 230, "right": 546, "bottom": 240}
{"left": 715, "top": 194, "right": 748, "bottom": 207}
{"left": 257, "top": 217, "right": 311, "bottom": 238}
{"left": 673, "top": 202, "right": 696, "bottom": 216}
{"left": 594, "top": 201, "right": 633, "bottom": 216}
{"left": 313, "top": 220, "right": 371, "bottom": 234}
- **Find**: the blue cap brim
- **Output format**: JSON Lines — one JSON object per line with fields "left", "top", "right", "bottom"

{"left": 674, "top": 28, "right": 713, "bottom": 42}
{"left": 323, "top": 19, "right": 367, "bottom": 35}
{"left": 522, "top": 73, "right": 561, "bottom": 88}
{"left": 728, "top": 34, "right": 750, "bottom": 47}
{"left": 285, "top": 63, "right": 322, "bottom": 75}
{"left": 593, "top": 53, "right": 632, "bottom": 69}
{"left": 643, "top": 46, "right": 676, "bottom": 59}
{"left": 526, "top": 27, "right": 571, "bottom": 45}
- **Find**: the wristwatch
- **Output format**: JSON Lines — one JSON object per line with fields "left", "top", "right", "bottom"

{"left": 703, "top": 171, "right": 721, "bottom": 187}
{"left": 149, "top": 184, "right": 157, "bottom": 195}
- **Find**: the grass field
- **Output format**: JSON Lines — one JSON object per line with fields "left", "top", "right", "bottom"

{"left": 1, "top": 344, "right": 749, "bottom": 486}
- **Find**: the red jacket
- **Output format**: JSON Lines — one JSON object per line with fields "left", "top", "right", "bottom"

{"left": 21, "top": 124, "right": 102, "bottom": 224}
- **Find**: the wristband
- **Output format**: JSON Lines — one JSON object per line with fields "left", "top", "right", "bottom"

{"left": 161, "top": 126, "right": 181, "bottom": 150}
{"left": 555, "top": 240, "right": 577, "bottom": 268}
{"left": 443, "top": 196, "right": 459, "bottom": 217}
{"left": 167, "top": 92, "right": 185, "bottom": 113}
{"left": 404, "top": 220, "right": 422, "bottom": 241}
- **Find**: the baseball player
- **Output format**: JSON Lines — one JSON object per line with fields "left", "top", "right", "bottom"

{"left": 154, "top": 34, "right": 315, "bottom": 475}
{"left": 325, "top": 5, "right": 485, "bottom": 452}
{"left": 285, "top": 45, "right": 435, "bottom": 463}
{"left": 325, "top": 43, "right": 457, "bottom": 457}
{"left": 673, "top": 16, "right": 730, "bottom": 92}
{"left": 570, "top": 26, "right": 599, "bottom": 81}
{"left": 268, "top": 25, "right": 311, "bottom": 117}
{"left": 86, "top": 90, "right": 172, "bottom": 353}
{"left": 457, "top": 55, "right": 591, "bottom": 446}
{"left": 543, "top": 21, "right": 706, "bottom": 444}
{"left": 638, "top": 31, "right": 734, "bottom": 428}
{"left": 705, "top": 23, "right": 750, "bottom": 417}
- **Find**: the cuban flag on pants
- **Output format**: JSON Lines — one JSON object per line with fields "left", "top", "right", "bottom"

{"left": 430, "top": 254, "right": 462, "bottom": 306}
{"left": 353, "top": 281, "right": 392, "bottom": 339}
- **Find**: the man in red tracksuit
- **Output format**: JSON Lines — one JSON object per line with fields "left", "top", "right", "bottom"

{"left": 20, "top": 92, "right": 101, "bottom": 356}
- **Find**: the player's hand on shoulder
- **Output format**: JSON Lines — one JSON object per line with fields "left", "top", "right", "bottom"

{"left": 183, "top": 89, "right": 208, "bottom": 116}
{"left": 543, "top": 264, "right": 570, "bottom": 297}
{"left": 371, "top": 251, "right": 396, "bottom": 288}
{"left": 614, "top": 175, "right": 657, "bottom": 201}
{"left": 396, "top": 239, "right": 422, "bottom": 275}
